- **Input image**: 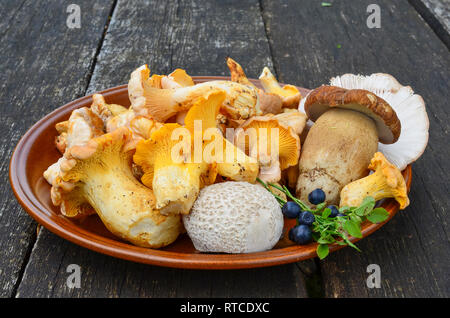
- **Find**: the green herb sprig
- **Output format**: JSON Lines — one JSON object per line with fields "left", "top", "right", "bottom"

{"left": 257, "top": 178, "right": 390, "bottom": 259}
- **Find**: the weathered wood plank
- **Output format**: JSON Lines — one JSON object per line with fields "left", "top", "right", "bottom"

{"left": 261, "top": 0, "right": 450, "bottom": 297}
{"left": 409, "top": 0, "right": 450, "bottom": 47}
{"left": 86, "top": 0, "right": 274, "bottom": 94}
{"left": 16, "top": 0, "right": 309, "bottom": 298}
{"left": 0, "top": 0, "right": 115, "bottom": 297}
{"left": 17, "top": 228, "right": 305, "bottom": 298}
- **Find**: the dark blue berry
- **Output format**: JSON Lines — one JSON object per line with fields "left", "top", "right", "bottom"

{"left": 298, "top": 211, "right": 315, "bottom": 226}
{"left": 308, "top": 188, "right": 326, "bottom": 205}
{"left": 289, "top": 225, "right": 312, "bottom": 245}
{"left": 281, "top": 201, "right": 302, "bottom": 219}
{"left": 328, "top": 205, "right": 339, "bottom": 218}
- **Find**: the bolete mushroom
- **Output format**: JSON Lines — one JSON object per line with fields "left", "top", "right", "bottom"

{"left": 296, "top": 85, "right": 401, "bottom": 205}
{"left": 53, "top": 127, "right": 183, "bottom": 247}
{"left": 340, "top": 152, "right": 409, "bottom": 209}
{"left": 329, "top": 73, "right": 429, "bottom": 170}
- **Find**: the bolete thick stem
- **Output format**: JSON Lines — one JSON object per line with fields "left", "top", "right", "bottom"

{"left": 296, "top": 108, "right": 378, "bottom": 205}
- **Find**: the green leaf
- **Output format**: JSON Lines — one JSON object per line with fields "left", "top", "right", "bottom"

{"left": 367, "top": 208, "right": 390, "bottom": 223}
{"left": 339, "top": 206, "right": 350, "bottom": 213}
{"left": 321, "top": 2, "right": 332, "bottom": 7}
{"left": 350, "top": 214, "right": 362, "bottom": 225}
{"left": 362, "top": 196, "right": 376, "bottom": 206}
{"left": 317, "top": 236, "right": 335, "bottom": 245}
{"left": 340, "top": 233, "right": 362, "bottom": 252}
{"left": 322, "top": 208, "right": 331, "bottom": 218}
{"left": 317, "top": 244, "right": 329, "bottom": 260}
{"left": 354, "top": 196, "right": 376, "bottom": 216}
{"left": 315, "top": 202, "right": 326, "bottom": 211}
{"left": 343, "top": 220, "right": 362, "bottom": 238}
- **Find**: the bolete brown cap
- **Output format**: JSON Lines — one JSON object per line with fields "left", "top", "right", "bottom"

{"left": 304, "top": 85, "right": 401, "bottom": 144}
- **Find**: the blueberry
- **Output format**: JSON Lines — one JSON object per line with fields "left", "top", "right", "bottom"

{"left": 289, "top": 225, "right": 312, "bottom": 245}
{"left": 298, "top": 211, "right": 315, "bottom": 226}
{"left": 328, "top": 205, "right": 339, "bottom": 218}
{"left": 282, "top": 201, "right": 302, "bottom": 219}
{"left": 308, "top": 188, "right": 326, "bottom": 205}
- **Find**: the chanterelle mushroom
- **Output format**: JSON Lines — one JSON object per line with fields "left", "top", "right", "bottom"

{"left": 128, "top": 64, "right": 261, "bottom": 122}
{"left": 226, "top": 57, "right": 283, "bottom": 115}
{"left": 273, "top": 109, "right": 307, "bottom": 136}
{"left": 162, "top": 68, "right": 195, "bottom": 88}
{"left": 234, "top": 115, "right": 300, "bottom": 183}
{"left": 55, "top": 127, "right": 183, "bottom": 248}
{"left": 296, "top": 85, "right": 401, "bottom": 205}
{"left": 259, "top": 67, "right": 302, "bottom": 109}
{"left": 329, "top": 73, "right": 429, "bottom": 170}
{"left": 134, "top": 123, "right": 207, "bottom": 215}
{"left": 54, "top": 107, "right": 104, "bottom": 154}
{"left": 340, "top": 152, "right": 409, "bottom": 209}
{"left": 90, "top": 93, "right": 128, "bottom": 125}
{"left": 183, "top": 91, "right": 260, "bottom": 183}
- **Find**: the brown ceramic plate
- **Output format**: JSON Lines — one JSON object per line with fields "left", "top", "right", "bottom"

{"left": 9, "top": 76, "right": 412, "bottom": 269}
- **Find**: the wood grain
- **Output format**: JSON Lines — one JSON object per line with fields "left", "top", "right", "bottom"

{"left": 16, "top": 0, "right": 309, "bottom": 298}
{"left": 16, "top": 228, "right": 306, "bottom": 297}
{"left": 261, "top": 0, "right": 450, "bottom": 297}
{"left": 0, "top": 0, "right": 114, "bottom": 297}
{"left": 86, "top": 0, "right": 274, "bottom": 94}
{"left": 409, "top": 0, "right": 450, "bottom": 47}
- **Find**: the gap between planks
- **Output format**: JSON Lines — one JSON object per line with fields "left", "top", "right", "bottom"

{"left": 10, "top": 0, "right": 119, "bottom": 299}
{"left": 408, "top": 0, "right": 450, "bottom": 49}
{"left": 83, "top": 0, "right": 119, "bottom": 95}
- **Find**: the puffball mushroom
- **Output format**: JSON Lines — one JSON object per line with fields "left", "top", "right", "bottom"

{"left": 134, "top": 123, "right": 207, "bottom": 215}
{"left": 234, "top": 116, "right": 300, "bottom": 183}
{"left": 340, "top": 152, "right": 410, "bottom": 209}
{"left": 55, "top": 127, "right": 183, "bottom": 247}
{"left": 259, "top": 67, "right": 301, "bottom": 109}
{"left": 329, "top": 73, "right": 429, "bottom": 170}
{"left": 183, "top": 182, "right": 284, "bottom": 253}
{"left": 296, "top": 85, "right": 401, "bottom": 205}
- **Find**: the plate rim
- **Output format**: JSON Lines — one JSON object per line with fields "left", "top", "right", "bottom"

{"left": 9, "top": 77, "right": 412, "bottom": 269}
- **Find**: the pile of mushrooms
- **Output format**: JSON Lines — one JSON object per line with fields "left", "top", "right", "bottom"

{"left": 44, "top": 59, "right": 309, "bottom": 251}
{"left": 43, "top": 58, "right": 428, "bottom": 252}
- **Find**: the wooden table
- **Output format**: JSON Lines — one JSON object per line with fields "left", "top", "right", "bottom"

{"left": 1, "top": 0, "right": 449, "bottom": 298}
